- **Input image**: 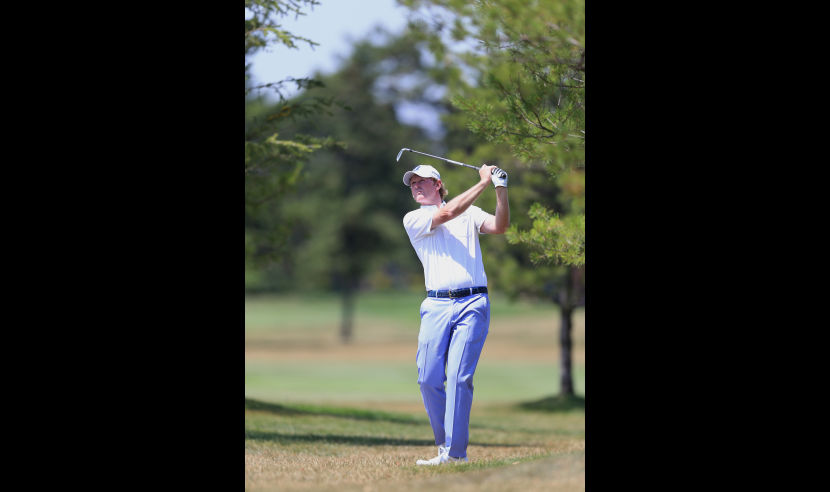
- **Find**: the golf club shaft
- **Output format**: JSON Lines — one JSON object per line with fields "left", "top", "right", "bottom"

{"left": 397, "top": 147, "right": 506, "bottom": 179}
{"left": 404, "top": 149, "right": 480, "bottom": 170}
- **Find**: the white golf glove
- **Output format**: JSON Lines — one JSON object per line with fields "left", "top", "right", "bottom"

{"left": 490, "top": 167, "right": 508, "bottom": 188}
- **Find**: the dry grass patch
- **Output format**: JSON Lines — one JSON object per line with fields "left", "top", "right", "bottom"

{"left": 245, "top": 400, "right": 584, "bottom": 492}
{"left": 245, "top": 445, "right": 583, "bottom": 491}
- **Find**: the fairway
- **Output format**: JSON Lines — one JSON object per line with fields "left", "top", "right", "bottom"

{"left": 245, "top": 291, "right": 585, "bottom": 490}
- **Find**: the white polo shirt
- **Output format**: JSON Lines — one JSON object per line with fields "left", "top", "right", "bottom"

{"left": 403, "top": 203, "right": 490, "bottom": 291}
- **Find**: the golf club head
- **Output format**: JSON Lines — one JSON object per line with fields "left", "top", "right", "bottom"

{"left": 396, "top": 148, "right": 410, "bottom": 162}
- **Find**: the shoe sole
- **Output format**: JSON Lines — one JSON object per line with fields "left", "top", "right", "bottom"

{"left": 415, "top": 459, "right": 468, "bottom": 465}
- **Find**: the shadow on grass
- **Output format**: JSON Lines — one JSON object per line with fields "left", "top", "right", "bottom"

{"left": 518, "top": 394, "right": 585, "bottom": 412}
{"left": 246, "top": 430, "right": 435, "bottom": 446}
{"left": 246, "top": 430, "right": 521, "bottom": 448}
{"left": 245, "top": 397, "right": 425, "bottom": 425}
{"left": 245, "top": 398, "right": 522, "bottom": 448}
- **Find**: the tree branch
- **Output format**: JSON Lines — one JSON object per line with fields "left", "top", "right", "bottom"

{"left": 511, "top": 77, "right": 557, "bottom": 136}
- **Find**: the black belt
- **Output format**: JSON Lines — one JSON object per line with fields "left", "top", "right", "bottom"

{"left": 426, "top": 286, "right": 488, "bottom": 299}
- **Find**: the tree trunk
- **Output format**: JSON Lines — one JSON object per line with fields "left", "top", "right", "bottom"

{"left": 340, "top": 287, "right": 355, "bottom": 344}
{"left": 557, "top": 265, "right": 584, "bottom": 397}
{"left": 559, "top": 303, "right": 575, "bottom": 396}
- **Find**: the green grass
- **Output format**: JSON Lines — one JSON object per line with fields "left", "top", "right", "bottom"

{"left": 245, "top": 398, "right": 425, "bottom": 424}
{"left": 245, "top": 290, "right": 584, "bottom": 402}
{"left": 245, "top": 359, "right": 418, "bottom": 402}
{"left": 244, "top": 290, "right": 566, "bottom": 333}
{"left": 245, "top": 358, "right": 583, "bottom": 404}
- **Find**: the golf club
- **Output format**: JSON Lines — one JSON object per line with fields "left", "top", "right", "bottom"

{"left": 396, "top": 148, "right": 506, "bottom": 178}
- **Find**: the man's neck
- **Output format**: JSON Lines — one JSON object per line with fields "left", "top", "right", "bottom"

{"left": 422, "top": 199, "right": 443, "bottom": 207}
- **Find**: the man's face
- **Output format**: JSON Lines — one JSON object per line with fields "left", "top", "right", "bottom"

{"left": 409, "top": 176, "right": 442, "bottom": 205}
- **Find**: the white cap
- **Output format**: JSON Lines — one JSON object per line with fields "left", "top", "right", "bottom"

{"left": 403, "top": 164, "right": 441, "bottom": 186}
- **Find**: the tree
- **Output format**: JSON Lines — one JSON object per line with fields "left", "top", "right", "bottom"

{"left": 259, "top": 28, "right": 440, "bottom": 342}
{"left": 402, "top": 0, "right": 585, "bottom": 398}
{"left": 245, "top": 0, "right": 343, "bottom": 273}
{"left": 245, "top": 0, "right": 322, "bottom": 100}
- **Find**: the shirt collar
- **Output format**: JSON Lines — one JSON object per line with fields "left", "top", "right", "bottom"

{"left": 420, "top": 201, "right": 446, "bottom": 209}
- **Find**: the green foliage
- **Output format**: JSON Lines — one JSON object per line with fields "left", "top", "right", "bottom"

{"left": 245, "top": 1, "right": 350, "bottom": 272}
{"left": 402, "top": 0, "right": 585, "bottom": 267}
{"left": 245, "top": 1, "right": 325, "bottom": 101}
{"left": 506, "top": 203, "right": 585, "bottom": 267}
{"left": 247, "top": 28, "right": 439, "bottom": 294}
{"left": 245, "top": 0, "right": 320, "bottom": 56}
{"left": 245, "top": 92, "right": 345, "bottom": 269}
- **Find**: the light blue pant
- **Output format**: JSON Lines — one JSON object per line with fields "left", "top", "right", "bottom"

{"left": 416, "top": 293, "right": 490, "bottom": 459}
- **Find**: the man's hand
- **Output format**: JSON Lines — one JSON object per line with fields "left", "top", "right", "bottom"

{"left": 490, "top": 167, "right": 508, "bottom": 188}
{"left": 479, "top": 165, "right": 508, "bottom": 187}
{"left": 478, "top": 164, "right": 495, "bottom": 183}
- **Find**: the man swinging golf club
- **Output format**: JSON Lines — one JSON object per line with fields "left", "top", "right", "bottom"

{"left": 402, "top": 160, "right": 509, "bottom": 465}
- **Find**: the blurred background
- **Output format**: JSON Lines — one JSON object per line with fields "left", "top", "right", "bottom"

{"left": 245, "top": 0, "right": 585, "bottom": 410}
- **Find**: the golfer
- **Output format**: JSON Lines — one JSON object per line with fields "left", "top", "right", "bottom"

{"left": 402, "top": 162, "right": 509, "bottom": 465}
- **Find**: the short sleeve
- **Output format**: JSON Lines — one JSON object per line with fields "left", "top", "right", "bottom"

{"left": 470, "top": 206, "right": 490, "bottom": 234}
{"left": 403, "top": 208, "right": 434, "bottom": 243}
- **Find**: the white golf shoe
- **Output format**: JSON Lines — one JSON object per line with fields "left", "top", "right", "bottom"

{"left": 415, "top": 445, "right": 469, "bottom": 465}
{"left": 416, "top": 445, "right": 448, "bottom": 465}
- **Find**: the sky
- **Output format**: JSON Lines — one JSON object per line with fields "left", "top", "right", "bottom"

{"left": 247, "top": 0, "right": 412, "bottom": 99}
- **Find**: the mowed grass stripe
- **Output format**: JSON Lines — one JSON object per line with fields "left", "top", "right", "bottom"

{"left": 245, "top": 359, "right": 583, "bottom": 403}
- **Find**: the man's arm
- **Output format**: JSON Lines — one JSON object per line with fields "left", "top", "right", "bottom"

{"left": 431, "top": 165, "right": 495, "bottom": 230}
{"left": 480, "top": 186, "right": 510, "bottom": 234}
